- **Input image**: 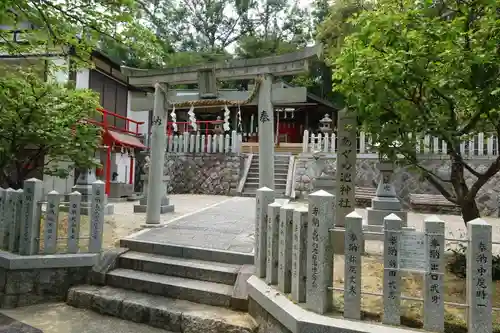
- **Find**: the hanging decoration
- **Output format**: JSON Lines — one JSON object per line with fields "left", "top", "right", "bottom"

{"left": 187, "top": 104, "right": 197, "bottom": 131}
{"left": 170, "top": 106, "right": 178, "bottom": 132}
{"left": 284, "top": 109, "right": 288, "bottom": 119}
{"left": 237, "top": 104, "right": 242, "bottom": 132}
{"left": 223, "top": 105, "right": 231, "bottom": 131}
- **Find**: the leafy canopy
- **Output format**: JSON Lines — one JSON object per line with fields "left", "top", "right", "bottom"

{"left": 331, "top": 0, "right": 500, "bottom": 220}
{"left": 0, "top": 66, "right": 102, "bottom": 188}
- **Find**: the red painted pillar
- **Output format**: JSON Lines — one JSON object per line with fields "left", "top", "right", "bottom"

{"left": 105, "top": 145, "right": 112, "bottom": 195}
{"left": 129, "top": 155, "right": 134, "bottom": 185}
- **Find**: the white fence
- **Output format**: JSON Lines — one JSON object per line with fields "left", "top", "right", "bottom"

{"left": 302, "top": 130, "right": 499, "bottom": 156}
{"left": 256, "top": 188, "right": 496, "bottom": 333}
{"left": 166, "top": 131, "right": 242, "bottom": 153}
{"left": 0, "top": 178, "right": 105, "bottom": 255}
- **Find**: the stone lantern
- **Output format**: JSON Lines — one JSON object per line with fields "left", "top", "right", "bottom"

{"left": 319, "top": 114, "right": 333, "bottom": 134}
{"left": 213, "top": 116, "right": 224, "bottom": 135}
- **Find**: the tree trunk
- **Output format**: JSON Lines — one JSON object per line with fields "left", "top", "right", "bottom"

{"left": 460, "top": 197, "right": 480, "bottom": 223}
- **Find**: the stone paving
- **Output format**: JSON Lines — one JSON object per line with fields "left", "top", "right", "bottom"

{"left": 131, "top": 196, "right": 256, "bottom": 253}
{"left": 128, "top": 195, "right": 500, "bottom": 255}
{"left": 1, "top": 303, "right": 171, "bottom": 333}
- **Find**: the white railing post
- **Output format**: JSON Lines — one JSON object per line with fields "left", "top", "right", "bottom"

{"left": 189, "top": 134, "right": 195, "bottom": 153}
{"left": 359, "top": 132, "right": 366, "bottom": 153}
{"left": 206, "top": 135, "right": 212, "bottom": 153}
{"left": 224, "top": 134, "right": 230, "bottom": 153}
{"left": 231, "top": 130, "right": 237, "bottom": 153}
{"left": 478, "top": 132, "right": 484, "bottom": 156}
{"left": 487, "top": 135, "right": 494, "bottom": 156}
{"left": 331, "top": 133, "right": 336, "bottom": 153}
{"left": 302, "top": 130, "right": 309, "bottom": 153}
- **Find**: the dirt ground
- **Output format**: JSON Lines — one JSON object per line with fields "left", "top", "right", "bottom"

{"left": 332, "top": 254, "right": 500, "bottom": 332}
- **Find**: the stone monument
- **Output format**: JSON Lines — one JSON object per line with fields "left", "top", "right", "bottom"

{"left": 63, "top": 161, "right": 114, "bottom": 215}
{"left": 134, "top": 155, "right": 174, "bottom": 215}
{"left": 365, "top": 159, "right": 408, "bottom": 235}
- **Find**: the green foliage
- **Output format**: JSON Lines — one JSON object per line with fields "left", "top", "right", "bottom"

{"left": 0, "top": 0, "right": 136, "bottom": 67}
{"left": 447, "top": 242, "right": 500, "bottom": 281}
{"left": 0, "top": 65, "right": 101, "bottom": 188}
{"left": 331, "top": 0, "right": 500, "bottom": 221}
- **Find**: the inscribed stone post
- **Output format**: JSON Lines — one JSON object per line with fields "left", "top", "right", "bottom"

{"left": 146, "top": 83, "right": 168, "bottom": 225}
{"left": 44, "top": 191, "right": 61, "bottom": 254}
{"left": 67, "top": 191, "right": 82, "bottom": 253}
{"left": 291, "top": 206, "right": 308, "bottom": 303}
{"left": 89, "top": 181, "right": 105, "bottom": 253}
{"left": 258, "top": 74, "right": 275, "bottom": 190}
{"left": 383, "top": 213, "right": 402, "bottom": 325}
{"left": 9, "top": 189, "right": 23, "bottom": 252}
{"left": 423, "top": 215, "right": 445, "bottom": 333}
{"left": 278, "top": 204, "right": 294, "bottom": 293}
{"left": 335, "top": 108, "right": 357, "bottom": 227}
{"left": 306, "top": 190, "right": 334, "bottom": 314}
{"left": 266, "top": 202, "right": 281, "bottom": 284}
{"left": 0, "top": 188, "right": 7, "bottom": 249}
{"left": 467, "top": 218, "right": 492, "bottom": 333}
{"left": 344, "top": 211, "right": 363, "bottom": 320}
{"left": 255, "top": 187, "right": 275, "bottom": 278}
{"left": 2, "top": 189, "right": 15, "bottom": 250}
{"left": 334, "top": 109, "right": 357, "bottom": 254}
{"left": 19, "top": 178, "right": 43, "bottom": 255}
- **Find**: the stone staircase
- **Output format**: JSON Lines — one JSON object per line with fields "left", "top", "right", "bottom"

{"left": 66, "top": 240, "right": 258, "bottom": 333}
{"left": 242, "top": 154, "right": 290, "bottom": 197}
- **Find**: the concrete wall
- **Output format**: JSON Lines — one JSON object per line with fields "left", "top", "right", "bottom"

{"left": 294, "top": 154, "right": 500, "bottom": 216}
{"left": 164, "top": 153, "right": 244, "bottom": 196}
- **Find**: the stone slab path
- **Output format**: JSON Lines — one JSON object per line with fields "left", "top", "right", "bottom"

{"left": 128, "top": 196, "right": 500, "bottom": 255}
{"left": 131, "top": 196, "right": 256, "bottom": 253}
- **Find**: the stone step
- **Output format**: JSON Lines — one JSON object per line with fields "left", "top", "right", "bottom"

{"left": 246, "top": 177, "right": 286, "bottom": 185}
{"left": 241, "top": 191, "right": 286, "bottom": 198}
{"left": 120, "top": 239, "right": 254, "bottom": 265}
{"left": 67, "top": 285, "right": 257, "bottom": 333}
{"left": 243, "top": 182, "right": 286, "bottom": 190}
{"left": 119, "top": 251, "right": 240, "bottom": 285}
{"left": 107, "top": 269, "right": 234, "bottom": 308}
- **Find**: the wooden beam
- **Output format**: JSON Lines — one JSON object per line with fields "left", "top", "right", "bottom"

{"left": 129, "top": 86, "right": 308, "bottom": 111}
{"left": 121, "top": 45, "right": 321, "bottom": 87}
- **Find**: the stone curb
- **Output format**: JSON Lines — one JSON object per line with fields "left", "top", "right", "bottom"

{"left": 247, "top": 275, "right": 422, "bottom": 333}
{"left": 0, "top": 251, "right": 98, "bottom": 270}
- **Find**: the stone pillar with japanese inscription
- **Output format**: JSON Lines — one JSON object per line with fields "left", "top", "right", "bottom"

{"left": 366, "top": 160, "right": 408, "bottom": 234}
{"left": 255, "top": 187, "right": 275, "bottom": 278}
{"left": 344, "top": 211, "right": 363, "bottom": 320}
{"left": 306, "top": 190, "right": 334, "bottom": 314}
{"left": 424, "top": 215, "right": 445, "bottom": 333}
{"left": 278, "top": 204, "right": 294, "bottom": 293}
{"left": 266, "top": 201, "right": 282, "bottom": 285}
{"left": 334, "top": 109, "right": 357, "bottom": 253}
{"left": 291, "top": 206, "right": 308, "bottom": 303}
{"left": 145, "top": 83, "right": 175, "bottom": 226}
{"left": 383, "top": 213, "right": 402, "bottom": 326}
{"left": 467, "top": 218, "right": 492, "bottom": 333}
{"left": 258, "top": 74, "right": 275, "bottom": 190}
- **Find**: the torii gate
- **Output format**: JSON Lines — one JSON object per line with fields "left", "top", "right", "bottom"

{"left": 122, "top": 45, "right": 321, "bottom": 225}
